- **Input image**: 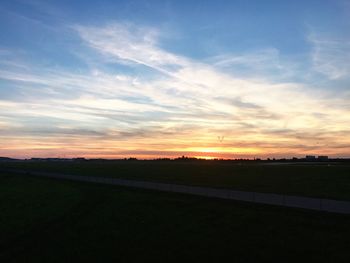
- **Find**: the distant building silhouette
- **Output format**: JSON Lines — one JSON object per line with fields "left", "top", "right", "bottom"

{"left": 305, "top": 155, "right": 316, "bottom": 160}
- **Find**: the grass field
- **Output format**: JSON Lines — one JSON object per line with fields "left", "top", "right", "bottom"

{"left": 1, "top": 172, "right": 350, "bottom": 262}
{"left": 1, "top": 160, "right": 350, "bottom": 200}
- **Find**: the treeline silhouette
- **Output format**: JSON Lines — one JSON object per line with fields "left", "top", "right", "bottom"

{"left": 1, "top": 156, "right": 350, "bottom": 163}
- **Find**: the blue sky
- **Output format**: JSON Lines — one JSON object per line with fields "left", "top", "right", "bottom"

{"left": 0, "top": 0, "right": 349, "bottom": 158}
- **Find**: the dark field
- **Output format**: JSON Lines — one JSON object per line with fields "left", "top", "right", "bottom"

{"left": 1, "top": 172, "right": 350, "bottom": 262}
{"left": 1, "top": 160, "right": 350, "bottom": 200}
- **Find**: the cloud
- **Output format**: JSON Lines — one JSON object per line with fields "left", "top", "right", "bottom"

{"left": 207, "top": 48, "right": 305, "bottom": 82}
{"left": 211, "top": 48, "right": 282, "bottom": 69}
{"left": 309, "top": 33, "right": 350, "bottom": 80}
{"left": 75, "top": 23, "right": 188, "bottom": 76}
{"left": 1, "top": 22, "right": 350, "bottom": 158}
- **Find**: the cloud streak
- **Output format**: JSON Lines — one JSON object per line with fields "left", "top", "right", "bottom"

{"left": 309, "top": 33, "right": 350, "bottom": 80}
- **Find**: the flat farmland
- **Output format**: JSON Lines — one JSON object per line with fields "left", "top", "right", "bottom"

{"left": 1, "top": 172, "right": 350, "bottom": 262}
{"left": 1, "top": 160, "right": 350, "bottom": 200}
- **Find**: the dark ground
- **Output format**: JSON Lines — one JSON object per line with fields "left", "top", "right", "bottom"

{"left": 1, "top": 172, "right": 350, "bottom": 262}
{"left": 1, "top": 160, "right": 350, "bottom": 200}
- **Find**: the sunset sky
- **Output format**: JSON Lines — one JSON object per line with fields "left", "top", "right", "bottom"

{"left": 0, "top": 0, "right": 350, "bottom": 159}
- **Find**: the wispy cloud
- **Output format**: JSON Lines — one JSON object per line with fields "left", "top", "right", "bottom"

{"left": 0, "top": 22, "right": 350, "bottom": 158}
{"left": 75, "top": 23, "right": 188, "bottom": 76}
{"left": 309, "top": 33, "right": 350, "bottom": 80}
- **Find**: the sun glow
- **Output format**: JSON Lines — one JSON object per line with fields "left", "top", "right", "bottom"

{"left": 186, "top": 147, "right": 261, "bottom": 154}
{"left": 193, "top": 156, "right": 218, "bottom": 160}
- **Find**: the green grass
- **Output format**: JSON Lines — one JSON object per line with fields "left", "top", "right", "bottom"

{"left": 1, "top": 172, "right": 350, "bottom": 262}
{"left": 1, "top": 160, "right": 350, "bottom": 200}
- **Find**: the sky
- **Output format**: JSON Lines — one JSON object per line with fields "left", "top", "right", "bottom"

{"left": 0, "top": 0, "right": 350, "bottom": 159}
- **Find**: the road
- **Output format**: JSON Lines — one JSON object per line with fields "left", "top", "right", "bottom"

{"left": 2, "top": 168, "right": 350, "bottom": 214}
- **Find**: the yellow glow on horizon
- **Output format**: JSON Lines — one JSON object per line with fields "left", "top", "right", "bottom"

{"left": 1, "top": 132, "right": 349, "bottom": 159}
{"left": 185, "top": 147, "right": 262, "bottom": 154}
{"left": 193, "top": 156, "right": 217, "bottom": 160}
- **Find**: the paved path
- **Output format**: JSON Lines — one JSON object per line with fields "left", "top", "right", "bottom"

{"left": 2, "top": 168, "right": 350, "bottom": 214}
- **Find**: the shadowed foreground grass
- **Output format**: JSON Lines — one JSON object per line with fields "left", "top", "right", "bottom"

{"left": 0, "top": 172, "right": 350, "bottom": 262}
{"left": 1, "top": 160, "right": 350, "bottom": 200}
